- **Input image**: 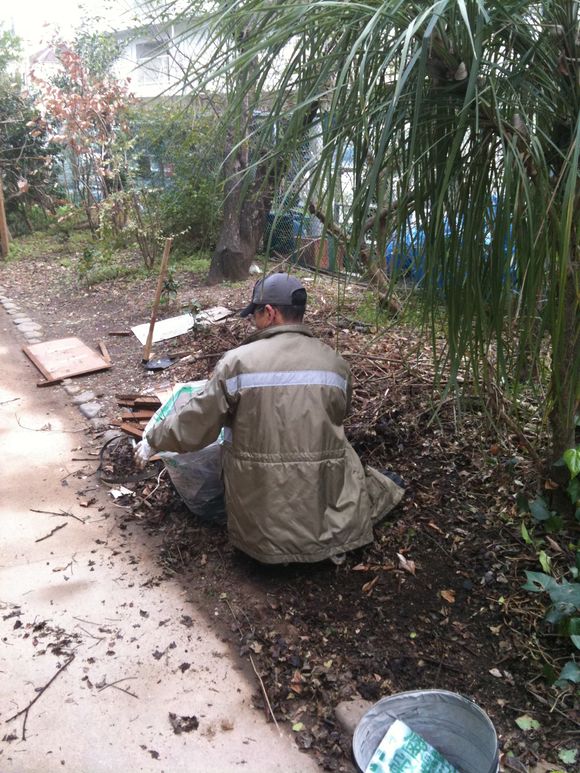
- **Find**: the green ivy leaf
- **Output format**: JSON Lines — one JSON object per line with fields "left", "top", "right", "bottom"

{"left": 292, "top": 722, "right": 305, "bottom": 732}
{"left": 522, "top": 571, "right": 558, "bottom": 594}
{"left": 548, "top": 581, "right": 580, "bottom": 610}
{"left": 529, "top": 497, "right": 552, "bottom": 521}
{"left": 515, "top": 714, "right": 540, "bottom": 731}
{"left": 555, "top": 659, "right": 580, "bottom": 687}
{"left": 563, "top": 448, "right": 580, "bottom": 479}
{"left": 565, "top": 618, "right": 580, "bottom": 649}
{"left": 558, "top": 748, "right": 578, "bottom": 765}
{"left": 567, "top": 477, "right": 580, "bottom": 504}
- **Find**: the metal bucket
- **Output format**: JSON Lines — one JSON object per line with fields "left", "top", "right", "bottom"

{"left": 352, "top": 689, "right": 499, "bottom": 773}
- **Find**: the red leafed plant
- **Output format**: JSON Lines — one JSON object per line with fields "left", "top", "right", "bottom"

{"left": 31, "top": 41, "right": 134, "bottom": 233}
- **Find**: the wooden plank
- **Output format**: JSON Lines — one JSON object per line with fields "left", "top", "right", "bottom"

{"left": 23, "top": 337, "right": 110, "bottom": 384}
{"left": 119, "top": 422, "right": 144, "bottom": 439}
{"left": 120, "top": 410, "right": 156, "bottom": 421}
{"left": 98, "top": 340, "right": 111, "bottom": 364}
{"left": 133, "top": 397, "right": 162, "bottom": 409}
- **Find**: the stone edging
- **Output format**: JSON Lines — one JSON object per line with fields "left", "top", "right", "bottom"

{"left": 0, "top": 287, "right": 109, "bottom": 431}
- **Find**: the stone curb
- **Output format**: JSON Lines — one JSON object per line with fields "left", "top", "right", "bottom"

{"left": 0, "top": 295, "right": 107, "bottom": 429}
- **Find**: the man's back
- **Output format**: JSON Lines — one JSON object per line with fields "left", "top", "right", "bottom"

{"left": 146, "top": 273, "right": 403, "bottom": 564}
{"left": 217, "top": 324, "right": 375, "bottom": 564}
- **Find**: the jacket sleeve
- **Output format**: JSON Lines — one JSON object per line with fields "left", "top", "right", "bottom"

{"left": 341, "top": 355, "right": 353, "bottom": 415}
{"left": 146, "top": 358, "right": 233, "bottom": 453}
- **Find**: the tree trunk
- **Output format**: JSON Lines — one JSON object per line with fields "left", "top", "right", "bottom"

{"left": 549, "top": 240, "right": 579, "bottom": 461}
{"left": 208, "top": 150, "right": 270, "bottom": 284}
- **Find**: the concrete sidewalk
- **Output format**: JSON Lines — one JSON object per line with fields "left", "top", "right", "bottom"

{"left": 0, "top": 303, "right": 318, "bottom": 772}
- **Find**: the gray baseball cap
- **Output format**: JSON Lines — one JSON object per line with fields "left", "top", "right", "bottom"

{"left": 239, "top": 273, "right": 307, "bottom": 317}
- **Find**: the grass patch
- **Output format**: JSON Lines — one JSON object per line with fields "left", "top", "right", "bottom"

{"left": 173, "top": 251, "right": 212, "bottom": 274}
{"left": 83, "top": 262, "right": 145, "bottom": 286}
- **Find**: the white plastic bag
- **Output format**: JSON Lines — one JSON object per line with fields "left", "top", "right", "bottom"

{"left": 145, "top": 381, "right": 225, "bottom": 519}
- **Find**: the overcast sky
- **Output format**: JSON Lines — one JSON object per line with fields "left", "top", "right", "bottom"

{"left": 2, "top": 0, "right": 133, "bottom": 47}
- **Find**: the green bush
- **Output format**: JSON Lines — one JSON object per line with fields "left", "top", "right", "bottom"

{"left": 127, "top": 103, "right": 223, "bottom": 252}
{"left": 521, "top": 445, "right": 580, "bottom": 688}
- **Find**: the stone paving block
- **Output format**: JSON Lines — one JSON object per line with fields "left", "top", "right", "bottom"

{"left": 79, "top": 401, "right": 102, "bottom": 419}
{"left": 18, "top": 323, "right": 42, "bottom": 334}
{"left": 72, "top": 390, "right": 97, "bottom": 405}
{"left": 23, "top": 331, "right": 40, "bottom": 341}
{"left": 26, "top": 337, "right": 42, "bottom": 345}
{"left": 63, "top": 383, "right": 81, "bottom": 395}
{"left": 5, "top": 307, "right": 20, "bottom": 315}
{"left": 13, "top": 316, "right": 31, "bottom": 324}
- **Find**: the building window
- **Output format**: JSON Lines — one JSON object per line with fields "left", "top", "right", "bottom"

{"left": 135, "top": 41, "right": 170, "bottom": 86}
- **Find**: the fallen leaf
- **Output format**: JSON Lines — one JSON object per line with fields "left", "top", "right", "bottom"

{"left": 362, "top": 576, "right": 379, "bottom": 594}
{"left": 515, "top": 714, "right": 540, "bottom": 731}
{"left": 558, "top": 748, "right": 577, "bottom": 765}
{"left": 397, "top": 553, "right": 416, "bottom": 575}
{"left": 427, "top": 521, "right": 443, "bottom": 533}
{"left": 545, "top": 536, "right": 563, "bottom": 554}
{"left": 292, "top": 722, "right": 305, "bottom": 732}
{"left": 489, "top": 668, "right": 503, "bottom": 678}
{"left": 290, "top": 670, "right": 303, "bottom": 694}
{"left": 440, "top": 589, "right": 456, "bottom": 604}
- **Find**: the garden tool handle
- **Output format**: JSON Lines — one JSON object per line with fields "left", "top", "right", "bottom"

{"left": 142, "top": 237, "right": 173, "bottom": 363}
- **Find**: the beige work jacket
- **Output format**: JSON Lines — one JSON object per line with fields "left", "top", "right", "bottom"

{"left": 147, "top": 324, "right": 403, "bottom": 563}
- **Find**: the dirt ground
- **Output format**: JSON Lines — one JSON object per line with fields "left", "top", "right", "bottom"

{"left": 1, "top": 236, "right": 578, "bottom": 772}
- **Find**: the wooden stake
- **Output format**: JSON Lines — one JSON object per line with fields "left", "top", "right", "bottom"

{"left": 142, "top": 238, "right": 173, "bottom": 363}
{"left": 0, "top": 172, "right": 10, "bottom": 259}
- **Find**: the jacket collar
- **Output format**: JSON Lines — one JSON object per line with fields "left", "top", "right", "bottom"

{"left": 244, "top": 323, "right": 313, "bottom": 345}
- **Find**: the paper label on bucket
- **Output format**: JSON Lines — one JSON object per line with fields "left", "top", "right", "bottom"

{"left": 364, "top": 719, "right": 458, "bottom": 773}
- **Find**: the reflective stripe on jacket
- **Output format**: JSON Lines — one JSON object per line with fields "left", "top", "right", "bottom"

{"left": 147, "top": 324, "right": 403, "bottom": 563}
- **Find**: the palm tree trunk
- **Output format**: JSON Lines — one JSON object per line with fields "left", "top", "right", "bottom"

{"left": 549, "top": 240, "right": 580, "bottom": 460}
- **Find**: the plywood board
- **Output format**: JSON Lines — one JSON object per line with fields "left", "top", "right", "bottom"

{"left": 23, "top": 337, "right": 111, "bottom": 385}
{"left": 131, "top": 306, "right": 233, "bottom": 345}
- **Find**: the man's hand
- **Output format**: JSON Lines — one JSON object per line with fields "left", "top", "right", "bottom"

{"left": 134, "top": 438, "right": 154, "bottom": 468}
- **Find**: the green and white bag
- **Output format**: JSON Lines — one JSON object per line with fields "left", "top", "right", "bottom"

{"left": 365, "top": 720, "right": 457, "bottom": 773}
{"left": 145, "top": 381, "right": 224, "bottom": 518}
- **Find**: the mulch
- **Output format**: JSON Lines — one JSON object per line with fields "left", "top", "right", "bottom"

{"left": 2, "top": 236, "right": 578, "bottom": 771}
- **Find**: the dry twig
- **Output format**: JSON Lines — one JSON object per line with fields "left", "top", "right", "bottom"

{"left": 6, "top": 655, "right": 75, "bottom": 740}
{"left": 34, "top": 522, "right": 67, "bottom": 543}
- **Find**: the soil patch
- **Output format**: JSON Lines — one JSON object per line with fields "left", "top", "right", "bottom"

{"left": 1, "top": 237, "right": 578, "bottom": 771}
